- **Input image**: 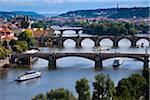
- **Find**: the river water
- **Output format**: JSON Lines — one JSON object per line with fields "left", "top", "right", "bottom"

{"left": 0, "top": 31, "right": 149, "bottom": 100}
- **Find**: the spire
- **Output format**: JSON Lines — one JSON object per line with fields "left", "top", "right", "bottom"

{"left": 117, "top": 3, "right": 119, "bottom": 9}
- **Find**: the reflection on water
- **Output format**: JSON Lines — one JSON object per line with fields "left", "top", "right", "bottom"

{"left": 0, "top": 31, "right": 149, "bottom": 100}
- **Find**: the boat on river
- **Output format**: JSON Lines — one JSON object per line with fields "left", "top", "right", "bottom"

{"left": 15, "top": 70, "right": 41, "bottom": 82}
{"left": 113, "top": 58, "right": 123, "bottom": 67}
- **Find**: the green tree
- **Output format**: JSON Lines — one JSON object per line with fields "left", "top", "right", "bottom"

{"left": 17, "top": 41, "right": 28, "bottom": 51}
{"left": 75, "top": 78, "right": 91, "bottom": 100}
{"left": 129, "top": 74, "right": 148, "bottom": 99}
{"left": 31, "top": 93, "right": 47, "bottom": 100}
{"left": 92, "top": 74, "right": 115, "bottom": 100}
{"left": 18, "top": 29, "right": 35, "bottom": 47}
{"left": 9, "top": 39, "right": 17, "bottom": 48}
{"left": 142, "top": 68, "right": 149, "bottom": 99}
{"left": 21, "top": 21, "right": 29, "bottom": 29}
{"left": 0, "top": 46, "right": 8, "bottom": 59}
{"left": 31, "top": 21, "right": 45, "bottom": 28}
{"left": 115, "top": 74, "right": 148, "bottom": 99}
{"left": 115, "top": 78, "right": 136, "bottom": 100}
{"left": 12, "top": 45, "right": 23, "bottom": 53}
{"left": 47, "top": 88, "right": 76, "bottom": 100}
{"left": 2, "top": 40, "right": 8, "bottom": 48}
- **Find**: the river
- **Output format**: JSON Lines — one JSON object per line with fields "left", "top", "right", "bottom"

{"left": 0, "top": 31, "right": 149, "bottom": 100}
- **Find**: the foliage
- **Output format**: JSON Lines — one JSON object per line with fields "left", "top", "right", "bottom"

{"left": 18, "top": 29, "right": 35, "bottom": 47}
{"left": 12, "top": 44, "right": 23, "bottom": 53}
{"left": 21, "top": 21, "right": 29, "bottom": 29}
{"left": 115, "top": 74, "right": 148, "bottom": 99}
{"left": 115, "top": 78, "right": 136, "bottom": 100}
{"left": 32, "top": 88, "right": 76, "bottom": 100}
{"left": 83, "top": 21, "right": 138, "bottom": 35}
{"left": 92, "top": 74, "right": 115, "bottom": 100}
{"left": 17, "top": 41, "right": 28, "bottom": 51}
{"left": 32, "top": 73, "right": 148, "bottom": 100}
{"left": 135, "top": 24, "right": 150, "bottom": 34}
{"left": 9, "top": 40, "right": 28, "bottom": 53}
{"left": 31, "top": 93, "right": 47, "bottom": 100}
{"left": 9, "top": 39, "right": 17, "bottom": 48}
{"left": 0, "top": 46, "right": 9, "bottom": 59}
{"left": 47, "top": 88, "right": 76, "bottom": 100}
{"left": 142, "top": 68, "right": 149, "bottom": 99}
{"left": 2, "top": 40, "right": 8, "bottom": 48}
{"left": 31, "top": 21, "right": 46, "bottom": 28}
{"left": 75, "top": 77, "right": 90, "bottom": 100}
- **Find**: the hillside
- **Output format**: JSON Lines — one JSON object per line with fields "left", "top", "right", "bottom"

{"left": 58, "top": 7, "right": 149, "bottom": 18}
{"left": 0, "top": 11, "right": 44, "bottom": 19}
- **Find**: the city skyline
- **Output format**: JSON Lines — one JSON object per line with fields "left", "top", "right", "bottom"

{"left": 0, "top": 0, "right": 149, "bottom": 14}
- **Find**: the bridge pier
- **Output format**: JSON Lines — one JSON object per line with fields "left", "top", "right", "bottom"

{"left": 113, "top": 40, "right": 119, "bottom": 48}
{"left": 95, "top": 40, "right": 99, "bottom": 47}
{"left": 48, "top": 55, "right": 56, "bottom": 70}
{"left": 58, "top": 39, "right": 63, "bottom": 48}
{"left": 143, "top": 56, "right": 149, "bottom": 69}
{"left": 95, "top": 55, "right": 103, "bottom": 70}
{"left": 131, "top": 40, "right": 136, "bottom": 48}
{"left": 75, "top": 30, "right": 80, "bottom": 35}
{"left": 76, "top": 39, "right": 82, "bottom": 48}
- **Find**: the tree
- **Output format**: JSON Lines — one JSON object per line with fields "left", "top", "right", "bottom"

{"left": 18, "top": 29, "right": 35, "bottom": 47}
{"left": 21, "top": 21, "right": 29, "bottom": 29}
{"left": 9, "top": 39, "right": 17, "bottom": 48}
{"left": 92, "top": 74, "right": 115, "bottom": 100}
{"left": 115, "top": 78, "right": 136, "bottom": 100}
{"left": 142, "top": 68, "right": 149, "bottom": 99}
{"left": 0, "top": 46, "right": 8, "bottom": 59}
{"left": 17, "top": 41, "right": 28, "bottom": 51}
{"left": 31, "top": 93, "right": 47, "bottom": 100}
{"left": 47, "top": 88, "right": 76, "bottom": 100}
{"left": 128, "top": 74, "right": 148, "bottom": 99}
{"left": 31, "top": 21, "right": 45, "bottom": 28}
{"left": 12, "top": 45, "right": 23, "bottom": 53}
{"left": 2, "top": 40, "right": 8, "bottom": 48}
{"left": 75, "top": 78, "right": 91, "bottom": 100}
{"left": 115, "top": 74, "right": 148, "bottom": 99}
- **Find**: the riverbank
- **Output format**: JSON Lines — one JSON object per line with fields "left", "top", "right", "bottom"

{"left": 0, "top": 58, "right": 9, "bottom": 69}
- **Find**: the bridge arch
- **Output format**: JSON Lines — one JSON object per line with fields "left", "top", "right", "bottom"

{"left": 118, "top": 38, "right": 132, "bottom": 47}
{"left": 136, "top": 38, "right": 150, "bottom": 47}
{"left": 56, "top": 56, "right": 95, "bottom": 68}
{"left": 55, "top": 55, "right": 95, "bottom": 61}
{"left": 56, "top": 29, "right": 82, "bottom": 35}
{"left": 81, "top": 38, "right": 95, "bottom": 47}
{"left": 63, "top": 39, "right": 76, "bottom": 47}
{"left": 99, "top": 38, "right": 114, "bottom": 47}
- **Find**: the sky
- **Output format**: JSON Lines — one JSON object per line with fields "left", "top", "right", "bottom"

{"left": 0, "top": 0, "right": 149, "bottom": 14}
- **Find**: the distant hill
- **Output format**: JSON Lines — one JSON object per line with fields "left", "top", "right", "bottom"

{"left": 0, "top": 11, "right": 44, "bottom": 19}
{"left": 57, "top": 7, "right": 149, "bottom": 19}
{"left": 42, "top": 13, "right": 59, "bottom": 17}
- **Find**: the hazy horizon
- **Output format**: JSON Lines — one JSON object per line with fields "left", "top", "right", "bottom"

{"left": 0, "top": 0, "right": 149, "bottom": 14}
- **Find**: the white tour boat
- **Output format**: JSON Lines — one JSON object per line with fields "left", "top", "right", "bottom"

{"left": 113, "top": 58, "right": 124, "bottom": 67}
{"left": 16, "top": 70, "right": 41, "bottom": 82}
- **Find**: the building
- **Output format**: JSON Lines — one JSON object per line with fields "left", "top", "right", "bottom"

{"left": 0, "top": 25, "right": 17, "bottom": 41}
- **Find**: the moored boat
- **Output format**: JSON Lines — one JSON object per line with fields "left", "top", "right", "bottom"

{"left": 113, "top": 58, "right": 123, "bottom": 67}
{"left": 141, "top": 43, "right": 144, "bottom": 48}
{"left": 16, "top": 70, "right": 41, "bottom": 82}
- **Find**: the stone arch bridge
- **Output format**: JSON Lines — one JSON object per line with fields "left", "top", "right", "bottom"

{"left": 43, "top": 35, "right": 150, "bottom": 48}
{"left": 10, "top": 52, "right": 149, "bottom": 70}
